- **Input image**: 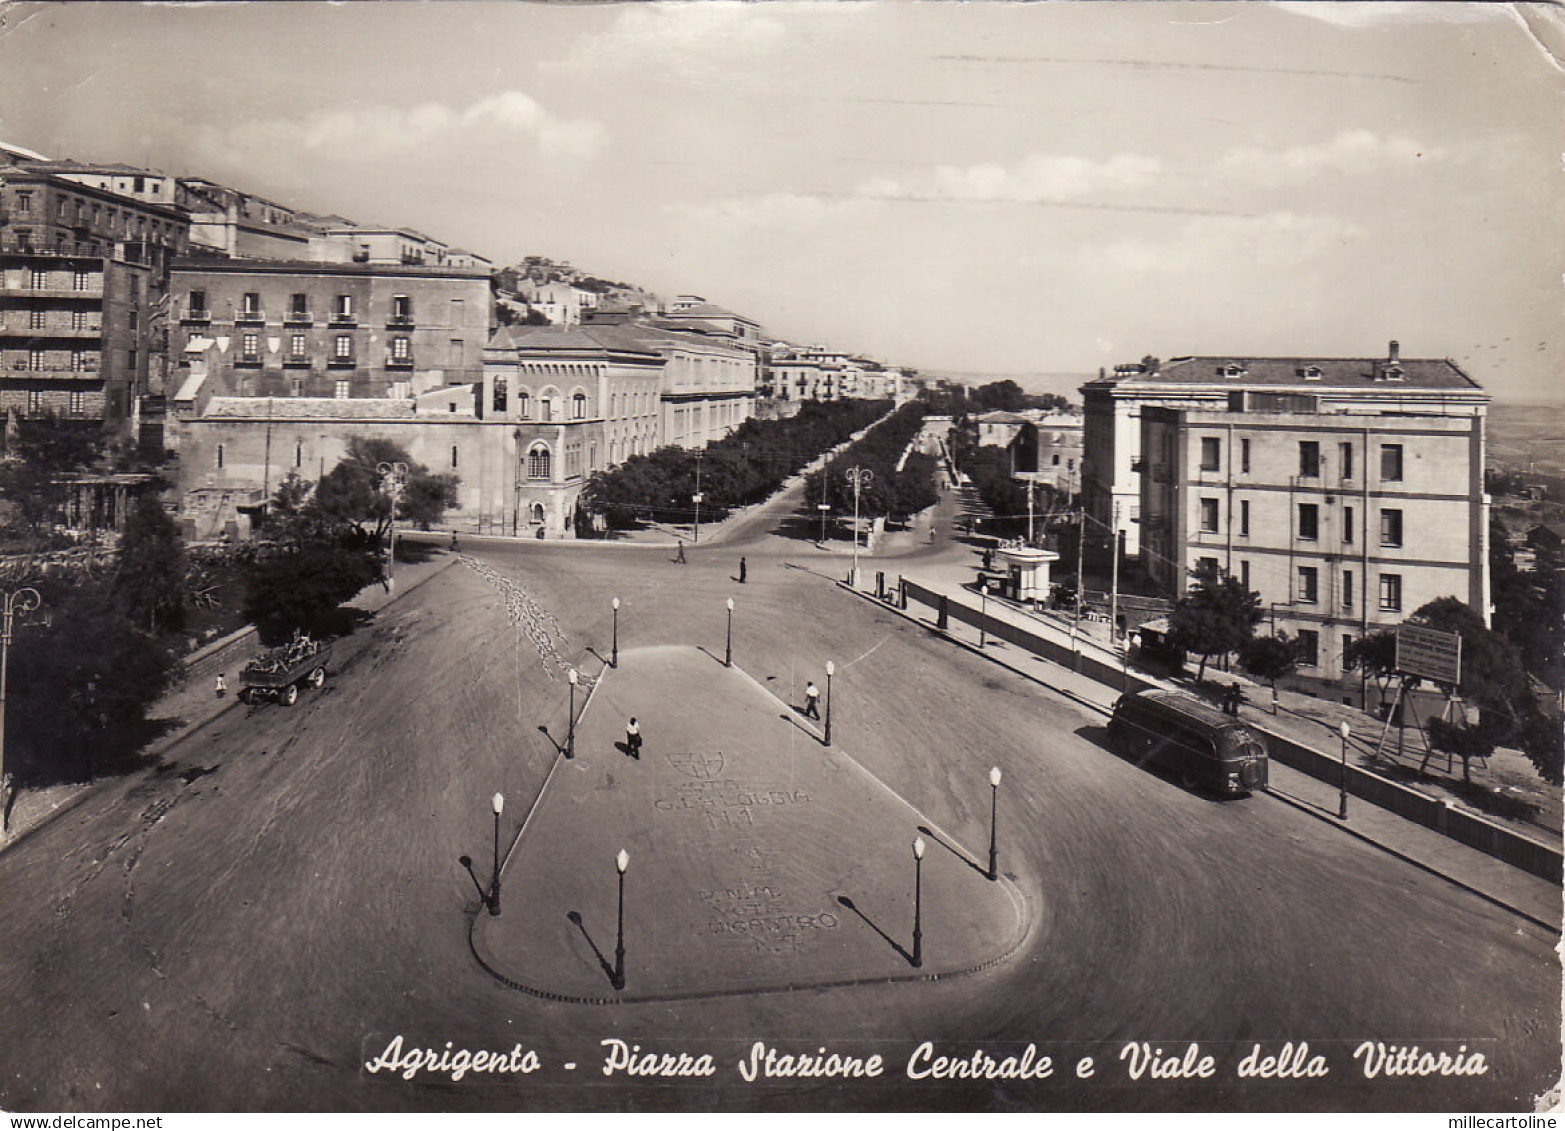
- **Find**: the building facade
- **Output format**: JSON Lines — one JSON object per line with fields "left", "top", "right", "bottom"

{"left": 1081, "top": 343, "right": 1489, "bottom": 558}
{"left": 169, "top": 259, "right": 492, "bottom": 402}
{"left": 1137, "top": 385, "right": 1489, "bottom": 688}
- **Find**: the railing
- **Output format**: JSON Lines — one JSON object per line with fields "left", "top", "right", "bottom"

{"left": 182, "top": 310, "right": 211, "bottom": 323}
{"left": 283, "top": 309, "right": 313, "bottom": 325}
{"left": 329, "top": 312, "right": 357, "bottom": 326}
{"left": 387, "top": 314, "right": 415, "bottom": 327}
{"left": 326, "top": 356, "right": 357, "bottom": 369}
{"left": 386, "top": 357, "right": 415, "bottom": 370}
{"left": 234, "top": 310, "right": 266, "bottom": 324}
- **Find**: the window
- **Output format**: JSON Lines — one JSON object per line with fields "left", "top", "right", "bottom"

{"left": 295, "top": 441, "right": 303, "bottom": 468}
{"left": 334, "top": 335, "right": 353, "bottom": 360}
{"left": 1342, "top": 635, "right": 1353, "bottom": 668}
{"left": 1240, "top": 499, "right": 1250, "bottom": 536}
{"left": 493, "top": 378, "right": 508, "bottom": 412}
{"left": 449, "top": 338, "right": 464, "bottom": 366}
{"left": 528, "top": 446, "right": 551, "bottom": 480}
{"left": 1299, "top": 441, "right": 1320, "bottom": 478}
{"left": 1339, "top": 442, "right": 1353, "bottom": 480}
{"left": 69, "top": 390, "right": 84, "bottom": 415}
{"left": 241, "top": 292, "right": 261, "bottom": 315}
{"left": 289, "top": 333, "right": 306, "bottom": 359}
{"left": 72, "top": 309, "right": 89, "bottom": 331}
{"left": 1298, "top": 566, "right": 1318, "bottom": 603}
{"left": 1298, "top": 503, "right": 1319, "bottom": 541}
{"left": 334, "top": 379, "right": 351, "bottom": 399}
{"left": 1240, "top": 438, "right": 1250, "bottom": 474}
{"left": 1199, "top": 437, "right": 1221, "bottom": 472}
{"left": 29, "top": 309, "right": 45, "bottom": 330}
{"left": 128, "top": 348, "right": 137, "bottom": 373}
{"left": 1343, "top": 506, "right": 1355, "bottom": 544}
{"left": 1343, "top": 570, "right": 1354, "bottom": 609}
{"left": 189, "top": 290, "right": 206, "bottom": 316}
{"left": 29, "top": 269, "right": 46, "bottom": 290}
{"left": 217, "top": 444, "right": 224, "bottom": 469}
{"left": 15, "top": 192, "right": 29, "bottom": 215}
{"left": 517, "top": 390, "right": 529, "bottom": 418}
{"left": 391, "top": 336, "right": 411, "bottom": 360}
{"left": 1380, "top": 509, "right": 1403, "bottom": 547}
{"left": 1381, "top": 444, "right": 1403, "bottom": 481}
{"left": 1200, "top": 498, "right": 1219, "bottom": 533}
{"left": 26, "top": 390, "right": 41, "bottom": 414}
{"left": 28, "top": 348, "right": 43, "bottom": 371}
{"left": 1297, "top": 629, "right": 1319, "bottom": 668}
{"left": 334, "top": 294, "right": 353, "bottom": 318}
{"left": 392, "top": 295, "right": 412, "bottom": 322}
{"left": 241, "top": 332, "right": 259, "bottom": 361}
{"left": 572, "top": 392, "right": 587, "bottom": 420}
{"left": 1379, "top": 574, "right": 1402, "bottom": 612}
{"left": 290, "top": 293, "right": 309, "bottom": 317}
{"left": 72, "top": 350, "right": 88, "bottom": 372}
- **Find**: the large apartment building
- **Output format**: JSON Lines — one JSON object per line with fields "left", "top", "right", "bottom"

{"left": 0, "top": 166, "right": 191, "bottom": 434}
{"left": 169, "top": 259, "right": 493, "bottom": 402}
{"left": 1123, "top": 346, "right": 1490, "bottom": 690}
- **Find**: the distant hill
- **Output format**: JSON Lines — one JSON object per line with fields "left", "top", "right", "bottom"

{"left": 919, "top": 371, "right": 1096, "bottom": 405}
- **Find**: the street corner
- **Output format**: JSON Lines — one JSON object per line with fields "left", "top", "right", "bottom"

{"left": 472, "top": 644, "right": 1031, "bottom": 1002}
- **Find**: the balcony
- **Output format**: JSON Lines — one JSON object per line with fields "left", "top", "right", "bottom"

{"left": 326, "top": 356, "right": 357, "bottom": 369}
{"left": 0, "top": 324, "right": 101, "bottom": 339}
{"left": 282, "top": 310, "right": 313, "bottom": 326}
{"left": 386, "top": 356, "right": 415, "bottom": 370}
{"left": 234, "top": 355, "right": 263, "bottom": 368}
{"left": 387, "top": 314, "right": 415, "bottom": 328}
{"left": 2, "top": 362, "right": 100, "bottom": 381}
{"left": 282, "top": 355, "right": 311, "bottom": 369}
{"left": 181, "top": 309, "right": 212, "bottom": 325}
{"left": 234, "top": 309, "right": 266, "bottom": 325}
{"left": 328, "top": 312, "right": 357, "bottom": 327}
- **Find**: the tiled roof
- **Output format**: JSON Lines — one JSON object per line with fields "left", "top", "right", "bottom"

{"left": 170, "top": 258, "right": 487, "bottom": 279}
{"left": 1089, "top": 353, "right": 1482, "bottom": 392}
{"left": 488, "top": 324, "right": 662, "bottom": 356}
{"left": 202, "top": 397, "right": 416, "bottom": 420}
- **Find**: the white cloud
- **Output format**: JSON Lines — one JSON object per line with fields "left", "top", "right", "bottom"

{"left": 1276, "top": 2, "right": 1510, "bottom": 28}
{"left": 544, "top": 3, "right": 787, "bottom": 73}
{"left": 862, "top": 151, "right": 1161, "bottom": 204}
{"left": 1091, "top": 211, "right": 1365, "bottom": 276}
{"left": 1218, "top": 129, "right": 1444, "bottom": 187}
{"left": 201, "top": 90, "right": 604, "bottom": 166}
{"left": 668, "top": 191, "right": 866, "bottom": 231}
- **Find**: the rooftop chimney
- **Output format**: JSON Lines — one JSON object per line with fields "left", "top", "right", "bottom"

{"left": 1388, "top": 339, "right": 1400, "bottom": 363}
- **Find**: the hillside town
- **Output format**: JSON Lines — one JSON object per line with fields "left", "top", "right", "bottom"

{"left": 0, "top": 15, "right": 1560, "bottom": 1114}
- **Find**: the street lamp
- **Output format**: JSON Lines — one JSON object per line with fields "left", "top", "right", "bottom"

{"left": 376, "top": 461, "right": 409, "bottom": 593}
{"left": 725, "top": 597, "right": 734, "bottom": 668}
{"left": 846, "top": 465, "right": 874, "bottom": 589}
{"left": 817, "top": 501, "right": 831, "bottom": 545}
{"left": 0, "top": 586, "right": 42, "bottom": 833}
{"left": 911, "top": 835, "right": 925, "bottom": 968}
{"left": 979, "top": 581, "right": 993, "bottom": 649}
{"left": 823, "top": 659, "right": 835, "bottom": 746}
{"left": 610, "top": 597, "right": 620, "bottom": 668}
{"left": 1338, "top": 721, "right": 1351, "bottom": 819}
{"left": 489, "top": 792, "right": 504, "bottom": 916}
{"left": 566, "top": 668, "right": 579, "bottom": 759}
{"left": 987, "top": 766, "right": 1002, "bottom": 881}
{"left": 613, "top": 848, "right": 629, "bottom": 991}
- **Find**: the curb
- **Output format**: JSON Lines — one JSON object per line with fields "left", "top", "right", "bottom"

{"left": 833, "top": 578, "right": 1558, "bottom": 932}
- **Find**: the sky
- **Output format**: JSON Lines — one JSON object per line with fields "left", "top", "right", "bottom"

{"left": 2, "top": 1, "right": 1563, "bottom": 403}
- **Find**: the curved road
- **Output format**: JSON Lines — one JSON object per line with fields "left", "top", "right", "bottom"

{"left": 0, "top": 511, "right": 1555, "bottom": 1112}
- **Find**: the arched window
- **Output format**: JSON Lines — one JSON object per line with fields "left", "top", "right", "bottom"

{"left": 531, "top": 502, "right": 545, "bottom": 525}
{"left": 517, "top": 389, "right": 530, "bottom": 419}
{"left": 572, "top": 392, "right": 587, "bottom": 419}
{"left": 528, "top": 445, "right": 551, "bottom": 480}
{"left": 493, "top": 378, "right": 508, "bottom": 412}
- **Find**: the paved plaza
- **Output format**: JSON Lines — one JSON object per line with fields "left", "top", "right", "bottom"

{"left": 475, "top": 645, "right": 1028, "bottom": 1001}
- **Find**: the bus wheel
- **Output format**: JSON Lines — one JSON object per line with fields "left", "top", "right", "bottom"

{"left": 1180, "top": 764, "right": 1198, "bottom": 790}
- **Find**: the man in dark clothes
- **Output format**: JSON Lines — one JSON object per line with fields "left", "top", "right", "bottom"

{"left": 675, "top": 541, "right": 686, "bottom": 564}
{"left": 739, "top": 557, "right": 747, "bottom": 583}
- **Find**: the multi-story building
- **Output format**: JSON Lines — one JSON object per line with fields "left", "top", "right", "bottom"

{"left": 168, "top": 258, "right": 492, "bottom": 402}
{"left": 482, "top": 323, "right": 666, "bottom": 536}
{"left": 1081, "top": 343, "right": 1488, "bottom": 557}
{"left": 0, "top": 166, "right": 190, "bottom": 433}
{"left": 1132, "top": 348, "right": 1489, "bottom": 691}
{"left": 663, "top": 295, "right": 763, "bottom": 346}
{"left": 631, "top": 324, "right": 756, "bottom": 449}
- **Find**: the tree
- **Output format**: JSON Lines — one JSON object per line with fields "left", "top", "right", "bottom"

{"left": 312, "top": 439, "right": 458, "bottom": 540}
{"left": 114, "top": 492, "right": 186, "bottom": 635}
{"left": 0, "top": 414, "right": 101, "bottom": 537}
{"left": 1408, "top": 596, "right": 1529, "bottom": 780}
{"left": 1168, "top": 560, "right": 1263, "bottom": 681}
{"left": 242, "top": 536, "right": 380, "bottom": 645}
{"left": 1240, "top": 633, "right": 1301, "bottom": 712}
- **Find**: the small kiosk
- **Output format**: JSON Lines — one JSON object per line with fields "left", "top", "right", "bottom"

{"left": 996, "top": 543, "right": 1059, "bottom": 605}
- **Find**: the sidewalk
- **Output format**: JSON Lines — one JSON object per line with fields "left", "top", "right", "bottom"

{"left": 840, "top": 568, "right": 1562, "bottom": 932}
{"left": 0, "top": 551, "right": 458, "bottom": 851}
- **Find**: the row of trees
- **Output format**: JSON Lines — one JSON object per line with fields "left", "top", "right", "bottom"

{"left": 1166, "top": 560, "right": 1562, "bottom": 785}
{"left": 802, "top": 402, "right": 937, "bottom": 525}
{"left": 579, "top": 399, "right": 890, "bottom": 531}
{"left": 960, "top": 445, "right": 1065, "bottom": 535}
{"left": 920, "top": 379, "right": 1071, "bottom": 419}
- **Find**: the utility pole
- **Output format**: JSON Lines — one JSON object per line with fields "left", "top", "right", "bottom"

{"left": 1074, "top": 506, "right": 1085, "bottom": 630}
{"left": 692, "top": 450, "right": 704, "bottom": 544}
{"left": 1109, "top": 501, "right": 1122, "bottom": 648}
{"left": 1026, "top": 480, "right": 1035, "bottom": 546}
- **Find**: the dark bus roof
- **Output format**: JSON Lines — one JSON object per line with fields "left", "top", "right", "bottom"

{"left": 1126, "top": 688, "right": 1252, "bottom": 733}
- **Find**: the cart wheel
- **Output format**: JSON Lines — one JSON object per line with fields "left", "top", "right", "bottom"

{"left": 237, "top": 687, "right": 251, "bottom": 705}
{"left": 280, "top": 682, "right": 299, "bottom": 707}
{"left": 308, "top": 666, "right": 326, "bottom": 689}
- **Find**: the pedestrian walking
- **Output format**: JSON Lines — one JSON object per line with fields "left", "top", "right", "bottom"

{"left": 450, "top": 529, "right": 459, "bottom": 551}
{"left": 626, "top": 717, "right": 642, "bottom": 760}
{"left": 1226, "top": 682, "right": 1244, "bottom": 716}
{"left": 215, "top": 673, "right": 227, "bottom": 699}
{"left": 675, "top": 540, "right": 687, "bottom": 564}
{"left": 739, "top": 556, "right": 747, "bottom": 584}
{"left": 803, "top": 680, "right": 821, "bottom": 720}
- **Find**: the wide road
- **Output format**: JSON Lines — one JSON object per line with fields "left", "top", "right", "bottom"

{"left": 0, "top": 522, "right": 1556, "bottom": 1113}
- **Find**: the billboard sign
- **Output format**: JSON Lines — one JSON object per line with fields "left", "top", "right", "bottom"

{"left": 1395, "top": 624, "right": 1462, "bottom": 685}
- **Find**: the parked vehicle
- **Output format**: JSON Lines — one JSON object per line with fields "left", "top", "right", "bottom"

{"left": 239, "top": 634, "right": 331, "bottom": 706}
{"left": 1106, "top": 688, "right": 1269, "bottom": 795}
